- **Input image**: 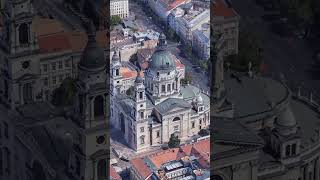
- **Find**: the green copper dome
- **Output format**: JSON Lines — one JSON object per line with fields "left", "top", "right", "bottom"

{"left": 149, "top": 50, "right": 175, "bottom": 71}
{"left": 79, "top": 21, "right": 106, "bottom": 70}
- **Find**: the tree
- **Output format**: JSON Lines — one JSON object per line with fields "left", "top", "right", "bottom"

{"left": 51, "top": 78, "right": 77, "bottom": 106}
{"left": 226, "top": 30, "right": 262, "bottom": 72}
{"left": 168, "top": 134, "right": 180, "bottom": 148}
{"left": 198, "top": 129, "right": 210, "bottom": 137}
{"left": 110, "top": 15, "right": 122, "bottom": 27}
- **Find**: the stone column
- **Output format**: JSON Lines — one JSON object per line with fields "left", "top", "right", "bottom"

{"left": 232, "top": 164, "right": 241, "bottom": 180}
{"left": 250, "top": 160, "right": 258, "bottom": 180}
{"left": 20, "top": 84, "right": 24, "bottom": 105}
{"left": 315, "top": 158, "right": 319, "bottom": 180}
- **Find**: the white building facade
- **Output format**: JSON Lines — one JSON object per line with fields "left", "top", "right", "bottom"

{"left": 110, "top": 0, "right": 129, "bottom": 18}
{"left": 110, "top": 34, "right": 210, "bottom": 152}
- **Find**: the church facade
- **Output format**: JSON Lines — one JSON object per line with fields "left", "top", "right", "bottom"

{"left": 110, "top": 34, "right": 210, "bottom": 152}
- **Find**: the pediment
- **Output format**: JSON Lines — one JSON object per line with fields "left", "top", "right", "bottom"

{"left": 16, "top": 73, "right": 37, "bottom": 82}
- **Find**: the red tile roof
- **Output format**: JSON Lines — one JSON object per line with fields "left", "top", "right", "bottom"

{"left": 37, "top": 33, "right": 71, "bottom": 53}
{"left": 212, "top": 0, "right": 238, "bottom": 18}
{"left": 131, "top": 139, "right": 210, "bottom": 177}
{"left": 130, "top": 158, "right": 153, "bottom": 179}
{"left": 110, "top": 166, "right": 122, "bottom": 180}
{"left": 120, "top": 67, "right": 145, "bottom": 79}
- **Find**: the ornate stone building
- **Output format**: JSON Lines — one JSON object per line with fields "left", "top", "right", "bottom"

{"left": 212, "top": 27, "right": 320, "bottom": 180}
{"left": 0, "top": 20, "right": 110, "bottom": 180}
{"left": 110, "top": 34, "right": 210, "bottom": 152}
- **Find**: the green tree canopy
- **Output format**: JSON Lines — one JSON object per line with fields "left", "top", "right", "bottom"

{"left": 111, "top": 15, "right": 122, "bottom": 27}
{"left": 226, "top": 30, "right": 262, "bottom": 72}
{"left": 168, "top": 134, "right": 181, "bottom": 148}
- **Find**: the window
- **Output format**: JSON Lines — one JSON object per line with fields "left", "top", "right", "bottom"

{"left": 43, "top": 64, "right": 48, "bottom": 72}
{"left": 199, "top": 119, "right": 202, "bottom": 124}
{"left": 172, "top": 82, "right": 175, "bottom": 90}
{"left": 19, "top": 23, "right": 29, "bottom": 45}
{"left": 139, "top": 92, "right": 143, "bottom": 99}
{"left": 191, "top": 121, "right": 195, "bottom": 129}
{"left": 167, "top": 84, "right": 171, "bottom": 91}
{"left": 292, "top": 144, "right": 296, "bottom": 155}
{"left": 43, "top": 77, "right": 48, "bottom": 86}
{"left": 156, "top": 131, "right": 160, "bottom": 138}
{"left": 58, "top": 61, "right": 63, "bottom": 69}
{"left": 52, "top": 76, "right": 57, "bottom": 85}
{"left": 140, "top": 111, "right": 144, "bottom": 119}
{"left": 140, "top": 104, "right": 143, "bottom": 107}
{"left": 161, "top": 85, "right": 165, "bottom": 92}
{"left": 65, "top": 60, "right": 71, "bottom": 68}
{"left": 116, "top": 69, "right": 119, "bottom": 76}
{"left": 174, "top": 125, "right": 178, "bottom": 131}
{"left": 52, "top": 62, "right": 56, "bottom": 71}
{"left": 173, "top": 117, "right": 180, "bottom": 122}
{"left": 59, "top": 75, "right": 64, "bottom": 82}
{"left": 45, "top": 90, "right": 49, "bottom": 100}
{"left": 4, "top": 122, "right": 8, "bottom": 139}
{"left": 140, "top": 135, "right": 145, "bottom": 145}
{"left": 4, "top": 147, "right": 10, "bottom": 175}
{"left": 0, "top": 148, "right": 2, "bottom": 175}
{"left": 66, "top": 73, "right": 71, "bottom": 78}
{"left": 285, "top": 145, "right": 290, "bottom": 156}
{"left": 140, "top": 127, "right": 144, "bottom": 132}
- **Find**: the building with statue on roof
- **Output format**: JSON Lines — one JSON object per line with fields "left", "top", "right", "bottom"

{"left": 110, "top": 33, "right": 210, "bottom": 152}
{"left": 0, "top": 19, "right": 111, "bottom": 180}
{"left": 210, "top": 23, "right": 320, "bottom": 180}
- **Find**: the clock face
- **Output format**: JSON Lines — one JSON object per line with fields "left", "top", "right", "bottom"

{"left": 22, "top": 61, "right": 30, "bottom": 69}
{"left": 96, "top": 135, "right": 105, "bottom": 145}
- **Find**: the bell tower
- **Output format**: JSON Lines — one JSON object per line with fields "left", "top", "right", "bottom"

{"left": 9, "top": 0, "right": 38, "bottom": 54}
{"left": 74, "top": 20, "right": 109, "bottom": 180}
{"left": 134, "top": 72, "right": 146, "bottom": 121}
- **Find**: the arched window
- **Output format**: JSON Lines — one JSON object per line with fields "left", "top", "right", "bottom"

{"left": 19, "top": 23, "right": 29, "bottom": 45}
{"left": 140, "top": 135, "right": 145, "bottom": 145}
{"left": 173, "top": 117, "right": 180, "bottom": 122}
{"left": 94, "top": 96, "right": 104, "bottom": 118}
{"left": 76, "top": 156, "right": 80, "bottom": 176}
{"left": 97, "top": 159, "right": 106, "bottom": 179}
{"left": 4, "top": 80, "right": 8, "bottom": 98}
{"left": 4, "top": 147, "right": 10, "bottom": 175}
{"left": 0, "top": 149, "right": 2, "bottom": 175}
{"left": 291, "top": 144, "right": 296, "bottom": 155}
{"left": 285, "top": 145, "right": 291, "bottom": 156}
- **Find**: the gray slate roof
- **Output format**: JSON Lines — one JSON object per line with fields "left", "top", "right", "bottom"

{"left": 156, "top": 98, "right": 191, "bottom": 115}
{"left": 225, "top": 75, "right": 288, "bottom": 117}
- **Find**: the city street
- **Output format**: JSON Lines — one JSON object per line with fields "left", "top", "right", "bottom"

{"left": 232, "top": 0, "right": 320, "bottom": 94}
{"left": 129, "top": 0, "right": 210, "bottom": 92}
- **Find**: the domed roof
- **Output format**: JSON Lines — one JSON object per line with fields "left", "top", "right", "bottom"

{"left": 276, "top": 107, "right": 297, "bottom": 127}
{"left": 149, "top": 50, "right": 176, "bottom": 71}
{"left": 79, "top": 21, "right": 106, "bottom": 70}
{"left": 135, "top": 71, "right": 143, "bottom": 84}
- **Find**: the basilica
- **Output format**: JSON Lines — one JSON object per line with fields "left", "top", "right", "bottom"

{"left": 110, "top": 34, "right": 210, "bottom": 152}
